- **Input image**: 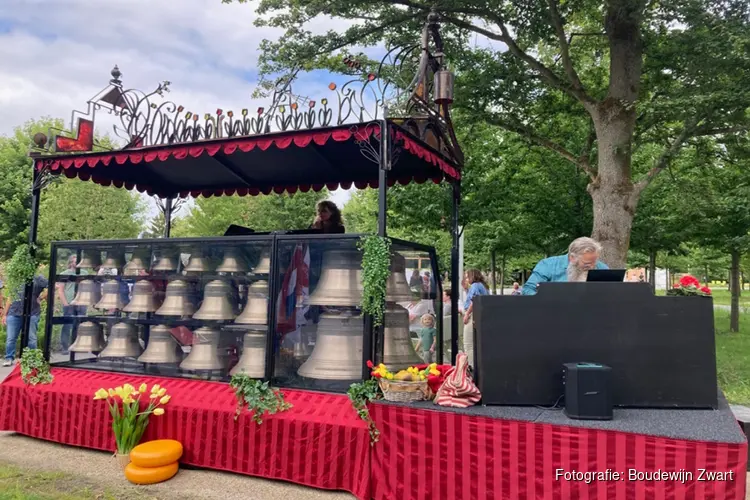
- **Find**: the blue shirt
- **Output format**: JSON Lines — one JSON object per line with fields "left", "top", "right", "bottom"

{"left": 463, "top": 282, "right": 488, "bottom": 310}
{"left": 521, "top": 255, "right": 608, "bottom": 296}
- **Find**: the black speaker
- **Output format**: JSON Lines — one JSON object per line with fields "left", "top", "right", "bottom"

{"left": 563, "top": 363, "right": 613, "bottom": 420}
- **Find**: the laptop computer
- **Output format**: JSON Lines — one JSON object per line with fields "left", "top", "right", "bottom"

{"left": 586, "top": 269, "right": 626, "bottom": 282}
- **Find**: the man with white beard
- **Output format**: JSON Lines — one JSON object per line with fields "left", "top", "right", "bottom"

{"left": 521, "top": 237, "right": 608, "bottom": 295}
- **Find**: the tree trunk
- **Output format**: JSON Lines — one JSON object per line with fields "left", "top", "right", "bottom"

{"left": 500, "top": 255, "right": 506, "bottom": 296}
{"left": 648, "top": 250, "right": 656, "bottom": 293}
{"left": 705, "top": 265, "right": 709, "bottom": 286}
{"left": 730, "top": 251, "right": 740, "bottom": 333}
{"left": 490, "top": 250, "right": 497, "bottom": 295}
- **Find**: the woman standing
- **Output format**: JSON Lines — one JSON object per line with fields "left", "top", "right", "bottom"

{"left": 310, "top": 200, "right": 345, "bottom": 234}
{"left": 461, "top": 269, "right": 488, "bottom": 367}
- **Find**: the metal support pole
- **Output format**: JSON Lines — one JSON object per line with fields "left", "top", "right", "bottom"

{"left": 163, "top": 196, "right": 173, "bottom": 238}
{"left": 377, "top": 119, "right": 389, "bottom": 238}
{"left": 450, "top": 181, "right": 461, "bottom": 365}
{"left": 19, "top": 169, "right": 42, "bottom": 354}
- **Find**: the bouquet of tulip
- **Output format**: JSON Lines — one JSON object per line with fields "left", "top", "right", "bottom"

{"left": 93, "top": 383, "right": 171, "bottom": 457}
{"left": 667, "top": 275, "right": 712, "bottom": 297}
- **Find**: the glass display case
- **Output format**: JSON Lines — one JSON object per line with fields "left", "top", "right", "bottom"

{"left": 44, "top": 234, "right": 442, "bottom": 392}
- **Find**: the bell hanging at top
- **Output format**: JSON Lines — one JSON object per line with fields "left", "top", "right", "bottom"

{"left": 193, "top": 280, "right": 237, "bottom": 321}
{"left": 155, "top": 280, "right": 195, "bottom": 316}
{"left": 77, "top": 251, "right": 101, "bottom": 270}
{"left": 434, "top": 70, "right": 454, "bottom": 105}
{"left": 252, "top": 249, "right": 271, "bottom": 275}
{"left": 123, "top": 280, "right": 159, "bottom": 313}
{"left": 216, "top": 248, "right": 249, "bottom": 274}
{"left": 123, "top": 249, "right": 151, "bottom": 276}
{"left": 308, "top": 250, "right": 363, "bottom": 307}
{"left": 95, "top": 280, "right": 128, "bottom": 310}
{"left": 386, "top": 253, "right": 412, "bottom": 303}
{"left": 152, "top": 252, "right": 179, "bottom": 272}
{"left": 101, "top": 251, "right": 124, "bottom": 270}
{"left": 99, "top": 322, "right": 143, "bottom": 359}
{"left": 184, "top": 250, "right": 213, "bottom": 273}
{"left": 235, "top": 280, "right": 268, "bottom": 325}
{"left": 69, "top": 321, "right": 106, "bottom": 353}
{"left": 71, "top": 280, "right": 101, "bottom": 307}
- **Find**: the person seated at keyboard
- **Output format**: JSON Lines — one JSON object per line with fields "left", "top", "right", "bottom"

{"left": 522, "top": 237, "right": 608, "bottom": 295}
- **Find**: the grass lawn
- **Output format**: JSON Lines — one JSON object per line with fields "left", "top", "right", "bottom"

{"left": 0, "top": 463, "right": 148, "bottom": 500}
{"left": 715, "top": 309, "right": 750, "bottom": 404}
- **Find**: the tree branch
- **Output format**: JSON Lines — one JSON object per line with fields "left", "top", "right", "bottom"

{"left": 546, "top": 0, "right": 585, "bottom": 91}
{"left": 634, "top": 118, "right": 699, "bottom": 193}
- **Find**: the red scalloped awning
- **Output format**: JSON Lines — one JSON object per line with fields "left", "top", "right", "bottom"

{"left": 36, "top": 122, "right": 460, "bottom": 198}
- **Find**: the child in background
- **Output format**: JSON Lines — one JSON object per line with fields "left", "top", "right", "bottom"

{"left": 415, "top": 313, "right": 436, "bottom": 364}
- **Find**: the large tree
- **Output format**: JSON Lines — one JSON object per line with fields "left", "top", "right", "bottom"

{"left": 226, "top": 0, "right": 750, "bottom": 266}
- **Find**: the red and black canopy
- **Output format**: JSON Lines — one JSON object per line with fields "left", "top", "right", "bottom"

{"left": 34, "top": 121, "right": 460, "bottom": 198}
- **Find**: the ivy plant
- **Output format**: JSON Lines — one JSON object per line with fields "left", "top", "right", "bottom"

{"left": 20, "top": 349, "right": 53, "bottom": 385}
{"left": 347, "top": 378, "right": 380, "bottom": 445}
{"left": 357, "top": 235, "right": 391, "bottom": 327}
{"left": 230, "top": 374, "right": 292, "bottom": 424}
{"left": 4, "top": 244, "right": 39, "bottom": 300}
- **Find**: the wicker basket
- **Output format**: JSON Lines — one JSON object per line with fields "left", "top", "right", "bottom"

{"left": 379, "top": 378, "right": 431, "bottom": 402}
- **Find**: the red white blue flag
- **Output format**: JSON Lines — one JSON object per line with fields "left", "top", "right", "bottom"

{"left": 277, "top": 243, "right": 310, "bottom": 335}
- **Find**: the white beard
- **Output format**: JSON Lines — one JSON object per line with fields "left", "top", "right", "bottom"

{"left": 567, "top": 264, "right": 589, "bottom": 282}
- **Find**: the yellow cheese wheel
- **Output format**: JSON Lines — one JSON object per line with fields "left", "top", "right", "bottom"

{"left": 125, "top": 461, "right": 179, "bottom": 485}
{"left": 130, "top": 439, "right": 183, "bottom": 468}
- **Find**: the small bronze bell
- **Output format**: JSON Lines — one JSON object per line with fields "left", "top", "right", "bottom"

{"left": 229, "top": 330, "right": 266, "bottom": 377}
{"left": 152, "top": 253, "right": 179, "bottom": 272}
{"left": 235, "top": 280, "right": 268, "bottom": 325}
{"left": 123, "top": 280, "right": 159, "bottom": 313}
{"left": 297, "top": 312, "right": 363, "bottom": 380}
{"left": 386, "top": 254, "right": 413, "bottom": 302}
{"left": 216, "top": 248, "right": 249, "bottom": 273}
{"left": 180, "top": 327, "right": 224, "bottom": 371}
{"left": 99, "top": 322, "right": 143, "bottom": 358}
{"left": 382, "top": 303, "right": 423, "bottom": 368}
{"left": 94, "top": 280, "right": 128, "bottom": 310}
{"left": 123, "top": 249, "right": 151, "bottom": 276}
{"left": 101, "top": 251, "right": 125, "bottom": 270}
{"left": 253, "top": 249, "right": 271, "bottom": 274}
{"left": 71, "top": 280, "right": 101, "bottom": 307}
{"left": 308, "top": 250, "right": 363, "bottom": 307}
{"left": 138, "top": 325, "right": 182, "bottom": 364}
{"left": 184, "top": 250, "right": 213, "bottom": 273}
{"left": 69, "top": 321, "right": 106, "bottom": 353}
{"left": 155, "top": 280, "right": 195, "bottom": 316}
{"left": 193, "top": 280, "right": 237, "bottom": 321}
{"left": 77, "top": 251, "right": 101, "bottom": 270}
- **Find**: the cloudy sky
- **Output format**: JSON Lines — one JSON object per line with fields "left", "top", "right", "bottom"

{"left": 0, "top": 0, "right": 367, "bottom": 211}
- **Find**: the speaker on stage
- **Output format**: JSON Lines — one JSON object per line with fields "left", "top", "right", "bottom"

{"left": 563, "top": 362, "right": 613, "bottom": 420}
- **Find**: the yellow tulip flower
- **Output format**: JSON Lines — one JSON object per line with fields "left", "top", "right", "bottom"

{"left": 157, "top": 388, "right": 167, "bottom": 397}
{"left": 108, "top": 389, "right": 116, "bottom": 398}
{"left": 159, "top": 395, "right": 171, "bottom": 405}
{"left": 123, "top": 384, "right": 135, "bottom": 394}
{"left": 93, "top": 388, "right": 108, "bottom": 400}
{"left": 122, "top": 395, "right": 134, "bottom": 405}
{"left": 151, "top": 384, "right": 161, "bottom": 394}
{"left": 150, "top": 393, "right": 159, "bottom": 399}
{"left": 138, "top": 383, "right": 148, "bottom": 393}
{"left": 153, "top": 408, "right": 165, "bottom": 416}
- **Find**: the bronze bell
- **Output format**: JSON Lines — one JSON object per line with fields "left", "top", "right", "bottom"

{"left": 101, "top": 251, "right": 125, "bottom": 270}
{"left": 123, "top": 280, "right": 159, "bottom": 313}
{"left": 184, "top": 250, "right": 213, "bottom": 273}
{"left": 69, "top": 321, "right": 106, "bottom": 353}
{"left": 155, "top": 280, "right": 195, "bottom": 316}
{"left": 152, "top": 253, "right": 179, "bottom": 272}
{"left": 235, "top": 280, "right": 268, "bottom": 325}
{"left": 253, "top": 249, "right": 271, "bottom": 274}
{"left": 180, "top": 327, "right": 224, "bottom": 371}
{"left": 308, "top": 250, "right": 363, "bottom": 307}
{"left": 94, "top": 280, "right": 128, "bottom": 310}
{"left": 382, "top": 303, "right": 423, "bottom": 368}
{"left": 71, "top": 280, "right": 101, "bottom": 307}
{"left": 386, "top": 254, "right": 413, "bottom": 302}
{"left": 216, "top": 248, "right": 249, "bottom": 274}
{"left": 229, "top": 330, "right": 266, "bottom": 377}
{"left": 297, "top": 312, "right": 363, "bottom": 380}
{"left": 99, "top": 322, "right": 143, "bottom": 358}
{"left": 138, "top": 325, "right": 182, "bottom": 364}
{"left": 193, "top": 280, "right": 237, "bottom": 321}
{"left": 123, "top": 249, "right": 151, "bottom": 276}
{"left": 77, "top": 251, "right": 101, "bottom": 270}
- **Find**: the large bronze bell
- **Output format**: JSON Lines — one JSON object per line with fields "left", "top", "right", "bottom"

{"left": 152, "top": 253, "right": 179, "bottom": 272}
{"left": 99, "top": 322, "right": 143, "bottom": 358}
{"left": 101, "top": 251, "right": 125, "bottom": 270}
{"left": 308, "top": 250, "right": 363, "bottom": 307}
{"left": 253, "top": 249, "right": 271, "bottom": 274}
{"left": 382, "top": 303, "right": 423, "bottom": 368}
{"left": 123, "top": 280, "right": 159, "bottom": 313}
{"left": 77, "top": 251, "right": 101, "bottom": 270}
{"left": 193, "top": 280, "right": 237, "bottom": 321}
{"left": 180, "top": 327, "right": 224, "bottom": 371}
{"left": 138, "top": 325, "right": 182, "bottom": 364}
{"left": 95, "top": 280, "right": 128, "bottom": 310}
{"left": 69, "top": 321, "right": 106, "bottom": 353}
{"left": 297, "top": 312, "right": 363, "bottom": 380}
{"left": 184, "top": 250, "right": 213, "bottom": 273}
{"left": 216, "top": 248, "right": 249, "bottom": 273}
{"left": 155, "top": 280, "right": 195, "bottom": 316}
{"left": 123, "top": 249, "right": 151, "bottom": 276}
{"left": 235, "top": 280, "right": 268, "bottom": 324}
{"left": 229, "top": 330, "right": 266, "bottom": 377}
{"left": 386, "top": 254, "right": 412, "bottom": 302}
{"left": 71, "top": 280, "right": 101, "bottom": 307}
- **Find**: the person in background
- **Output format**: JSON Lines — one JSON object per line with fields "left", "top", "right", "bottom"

{"left": 405, "top": 288, "right": 433, "bottom": 335}
{"left": 422, "top": 271, "right": 434, "bottom": 299}
{"left": 57, "top": 255, "right": 88, "bottom": 354}
{"left": 521, "top": 237, "right": 608, "bottom": 295}
{"left": 310, "top": 200, "right": 345, "bottom": 234}
{"left": 461, "top": 269, "right": 489, "bottom": 367}
{"left": 409, "top": 270, "right": 422, "bottom": 290}
{"left": 441, "top": 287, "right": 453, "bottom": 358}
{"left": 415, "top": 313, "right": 436, "bottom": 364}
{"left": 511, "top": 282, "right": 522, "bottom": 296}
{"left": 3, "top": 274, "right": 49, "bottom": 366}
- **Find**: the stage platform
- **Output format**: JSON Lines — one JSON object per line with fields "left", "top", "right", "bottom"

{"left": 0, "top": 367, "right": 746, "bottom": 500}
